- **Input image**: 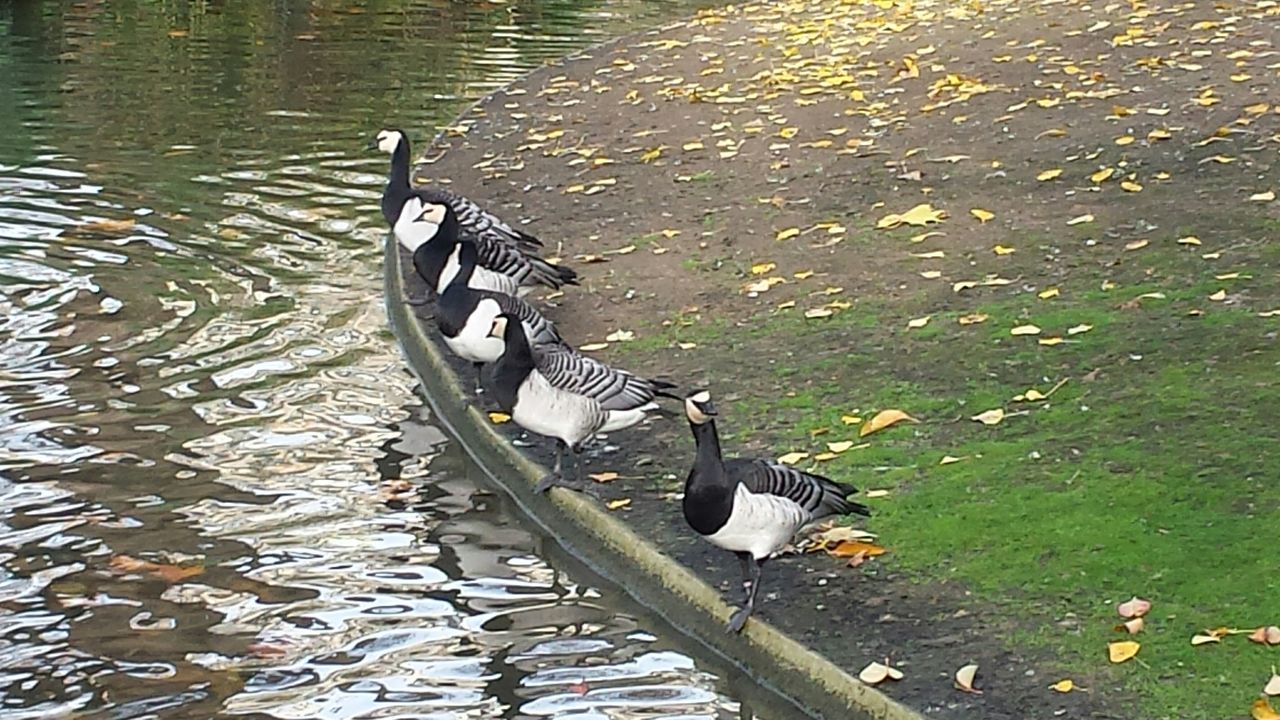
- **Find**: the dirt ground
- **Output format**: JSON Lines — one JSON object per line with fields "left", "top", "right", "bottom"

{"left": 403, "top": 0, "right": 1279, "bottom": 716}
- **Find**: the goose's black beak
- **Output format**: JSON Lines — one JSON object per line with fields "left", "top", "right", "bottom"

{"left": 700, "top": 400, "right": 718, "bottom": 417}
{"left": 365, "top": 139, "right": 379, "bottom": 151}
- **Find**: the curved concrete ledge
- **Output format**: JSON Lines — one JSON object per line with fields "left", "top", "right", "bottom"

{"left": 385, "top": 237, "right": 923, "bottom": 720}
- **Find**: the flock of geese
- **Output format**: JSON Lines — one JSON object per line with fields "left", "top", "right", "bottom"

{"left": 370, "top": 129, "right": 872, "bottom": 633}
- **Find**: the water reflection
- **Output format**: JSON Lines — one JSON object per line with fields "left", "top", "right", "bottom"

{"left": 0, "top": 0, "right": 758, "bottom": 718}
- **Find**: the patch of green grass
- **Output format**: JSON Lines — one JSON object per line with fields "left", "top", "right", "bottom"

{"left": 617, "top": 243, "right": 1280, "bottom": 719}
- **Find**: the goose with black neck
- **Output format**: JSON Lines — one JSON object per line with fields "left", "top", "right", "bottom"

{"left": 486, "top": 312, "right": 678, "bottom": 494}
{"left": 370, "top": 128, "right": 578, "bottom": 293}
{"left": 435, "top": 239, "right": 563, "bottom": 393}
{"left": 682, "top": 390, "right": 872, "bottom": 633}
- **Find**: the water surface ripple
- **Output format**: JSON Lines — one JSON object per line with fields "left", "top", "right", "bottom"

{"left": 0, "top": 2, "right": 756, "bottom": 718}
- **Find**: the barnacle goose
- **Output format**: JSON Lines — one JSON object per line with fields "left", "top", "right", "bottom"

{"left": 370, "top": 129, "right": 577, "bottom": 291}
{"left": 436, "top": 239, "right": 563, "bottom": 393}
{"left": 486, "top": 312, "right": 678, "bottom": 493}
{"left": 682, "top": 390, "right": 871, "bottom": 633}
{"left": 400, "top": 201, "right": 520, "bottom": 296}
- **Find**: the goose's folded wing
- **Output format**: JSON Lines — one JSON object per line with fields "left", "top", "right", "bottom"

{"left": 535, "top": 346, "right": 657, "bottom": 410}
{"left": 493, "top": 293, "right": 562, "bottom": 346}
{"left": 428, "top": 188, "right": 543, "bottom": 251}
{"left": 730, "top": 459, "right": 864, "bottom": 517}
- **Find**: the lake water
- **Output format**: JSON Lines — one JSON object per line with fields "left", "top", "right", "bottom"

{"left": 0, "top": 2, "right": 773, "bottom": 718}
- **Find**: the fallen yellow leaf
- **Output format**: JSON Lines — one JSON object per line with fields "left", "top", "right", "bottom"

{"left": 877, "top": 203, "right": 947, "bottom": 229}
{"left": 1010, "top": 324, "right": 1042, "bottom": 336}
{"left": 804, "top": 308, "right": 834, "bottom": 319}
{"left": 1038, "top": 337, "right": 1064, "bottom": 346}
{"left": 579, "top": 342, "right": 609, "bottom": 351}
{"left": 776, "top": 227, "right": 801, "bottom": 241}
{"left": 859, "top": 409, "right": 919, "bottom": 437}
{"left": 1251, "top": 190, "right": 1276, "bottom": 202}
{"left": 1264, "top": 670, "right": 1280, "bottom": 697}
{"left": 777, "top": 452, "right": 809, "bottom": 465}
{"left": 957, "top": 313, "right": 988, "bottom": 325}
{"left": 830, "top": 540, "right": 886, "bottom": 557}
{"left": 606, "top": 498, "right": 631, "bottom": 510}
{"left": 1116, "top": 617, "right": 1145, "bottom": 635}
{"left": 1177, "top": 236, "right": 1201, "bottom": 245}
{"left": 1067, "top": 213, "right": 1094, "bottom": 225}
{"left": 1120, "top": 180, "right": 1143, "bottom": 193}
{"left": 993, "top": 245, "right": 1015, "bottom": 255}
{"left": 1254, "top": 698, "right": 1280, "bottom": 720}
{"left": 1067, "top": 323, "right": 1093, "bottom": 335}
{"left": 1209, "top": 289, "right": 1227, "bottom": 301}
{"left": 840, "top": 414, "right": 862, "bottom": 425}
{"left": 1108, "top": 640, "right": 1140, "bottom": 663}
{"left": 589, "top": 472, "right": 619, "bottom": 483}
{"left": 970, "top": 208, "right": 995, "bottom": 223}
{"left": 1090, "top": 167, "right": 1115, "bottom": 183}
{"left": 954, "top": 664, "right": 981, "bottom": 695}
{"left": 751, "top": 262, "right": 777, "bottom": 275}
{"left": 939, "top": 455, "right": 965, "bottom": 465}
{"left": 1038, "top": 288, "right": 1059, "bottom": 299}
{"left": 1125, "top": 239, "right": 1149, "bottom": 251}
{"left": 488, "top": 412, "right": 511, "bottom": 424}
{"left": 1036, "top": 168, "right": 1063, "bottom": 181}
{"left": 827, "top": 440, "right": 856, "bottom": 453}
{"left": 858, "top": 661, "right": 903, "bottom": 685}
{"left": 907, "top": 316, "right": 931, "bottom": 329}
{"left": 971, "top": 408, "right": 1005, "bottom": 425}
{"left": 1049, "top": 679, "right": 1077, "bottom": 693}
{"left": 1191, "top": 633, "right": 1221, "bottom": 646}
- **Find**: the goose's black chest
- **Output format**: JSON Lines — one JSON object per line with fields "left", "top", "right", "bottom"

{"left": 434, "top": 288, "right": 471, "bottom": 338}
{"left": 682, "top": 469, "right": 736, "bottom": 536}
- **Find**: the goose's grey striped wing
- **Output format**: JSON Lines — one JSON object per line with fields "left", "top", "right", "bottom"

{"left": 421, "top": 188, "right": 543, "bottom": 252}
{"left": 491, "top": 292, "right": 562, "bottom": 346}
{"left": 728, "top": 459, "right": 867, "bottom": 518}
{"left": 475, "top": 238, "right": 577, "bottom": 290}
{"left": 533, "top": 345, "right": 658, "bottom": 411}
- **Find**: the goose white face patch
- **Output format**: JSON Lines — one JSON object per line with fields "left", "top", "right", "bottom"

{"left": 489, "top": 315, "right": 509, "bottom": 338}
{"left": 376, "top": 129, "right": 402, "bottom": 154}
{"left": 685, "top": 395, "right": 711, "bottom": 424}
{"left": 417, "top": 203, "right": 447, "bottom": 225}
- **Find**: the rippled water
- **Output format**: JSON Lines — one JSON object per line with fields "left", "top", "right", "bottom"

{"left": 0, "top": 2, "right": 766, "bottom": 718}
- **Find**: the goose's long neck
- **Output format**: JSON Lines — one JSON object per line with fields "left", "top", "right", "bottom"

{"left": 501, "top": 319, "right": 536, "bottom": 374}
{"left": 389, "top": 138, "right": 412, "bottom": 190}
{"left": 688, "top": 420, "right": 727, "bottom": 486}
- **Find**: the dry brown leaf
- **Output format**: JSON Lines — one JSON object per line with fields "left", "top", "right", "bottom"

{"left": 1117, "top": 597, "right": 1151, "bottom": 618}
{"left": 859, "top": 409, "right": 918, "bottom": 437}
{"left": 80, "top": 218, "right": 137, "bottom": 234}
{"left": 109, "top": 554, "right": 203, "bottom": 584}
{"left": 1250, "top": 626, "right": 1280, "bottom": 646}
{"left": 589, "top": 472, "right": 619, "bottom": 483}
